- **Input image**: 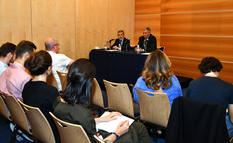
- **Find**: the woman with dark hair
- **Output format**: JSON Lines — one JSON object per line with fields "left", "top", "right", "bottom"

{"left": 53, "top": 58, "right": 151, "bottom": 143}
{"left": 22, "top": 50, "right": 59, "bottom": 142}
{"left": 133, "top": 50, "right": 182, "bottom": 105}
{"left": 186, "top": 57, "right": 233, "bottom": 138}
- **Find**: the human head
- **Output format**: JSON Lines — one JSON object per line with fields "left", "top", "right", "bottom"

{"left": 61, "top": 58, "right": 96, "bottom": 105}
{"left": 16, "top": 40, "right": 37, "bottom": 60}
{"left": 143, "top": 27, "right": 151, "bottom": 39}
{"left": 117, "top": 30, "right": 125, "bottom": 40}
{"left": 0, "top": 42, "right": 16, "bottom": 64}
{"left": 198, "top": 57, "right": 223, "bottom": 74}
{"left": 142, "top": 50, "right": 172, "bottom": 90}
{"left": 45, "top": 38, "right": 59, "bottom": 53}
{"left": 24, "top": 50, "right": 52, "bottom": 76}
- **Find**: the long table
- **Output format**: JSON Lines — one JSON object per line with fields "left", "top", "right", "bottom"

{"left": 89, "top": 49, "right": 192, "bottom": 89}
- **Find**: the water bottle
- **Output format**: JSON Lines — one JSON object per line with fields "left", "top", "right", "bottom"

{"left": 137, "top": 45, "right": 140, "bottom": 53}
{"left": 118, "top": 44, "right": 122, "bottom": 51}
{"left": 104, "top": 43, "right": 107, "bottom": 50}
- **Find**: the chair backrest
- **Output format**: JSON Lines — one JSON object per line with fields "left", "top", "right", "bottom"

{"left": 18, "top": 101, "right": 55, "bottom": 143}
{"left": 0, "top": 92, "right": 11, "bottom": 121}
{"left": 103, "top": 80, "right": 134, "bottom": 117}
{"left": 2, "top": 94, "right": 30, "bottom": 132}
{"left": 49, "top": 112, "right": 91, "bottom": 143}
{"left": 91, "top": 78, "right": 105, "bottom": 108}
{"left": 136, "top": 88, "right": 171, "bottom": 127}
{"left": 47, "top": 72, "right": 59, "bottom": 90}
{"left": 57, "top": 71, "right": 67, "bottom": 91}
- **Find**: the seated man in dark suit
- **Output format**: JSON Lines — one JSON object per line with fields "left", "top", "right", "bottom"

{"left": 137, "top": 27, "right": 157, "bottom": 52}
{"left": 111, "top": 30, "right": 131, "bottom": 51}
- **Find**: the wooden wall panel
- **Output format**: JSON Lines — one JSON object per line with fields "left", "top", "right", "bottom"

{"left": 134, "top": 15, "right": 160, "bottom": 46}
{"left": 31, "top": 0, "right": 76, "bottom": 59}
{"left": 0, "top": 0, "right": 31, "bottom": 44}
{"left": 136, "top": 0, "right": 160, "bottom": 14}
{"left": 161, "top": 0, "right": 233, "bottom": 13}
{"left": 0, "top": 0, "right": 134, "bottom": 59}
{"left": 108, "top": 0, "right": 135, "bottom": 43}
{"left": 170, "top": 57, "right": 202, "bottom": 79}
{"left": 76, "top": 0, "right": 135, "bottom": 58}
{"left": 161, "top": 12, "right": 233, "bottom": 36}
{"left": 135, "top": 0, "right": 233, "bottom": 83}
{"left": 161, "top": 36, "right": 233, "bottom": 61}
{"left": 219, "top": 62, "right": 233, "bottom": 84}
{"left": 170, "top": 57, "right": 233, "bottom": 83}
{"left": 76, "top": 0, "right": 109, "bottom": 59}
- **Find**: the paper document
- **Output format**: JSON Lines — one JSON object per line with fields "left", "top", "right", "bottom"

{"left": 96, "top": 111, "right": 134, "bottom": 133}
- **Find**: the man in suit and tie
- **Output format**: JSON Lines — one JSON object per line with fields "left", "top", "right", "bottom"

{"left": 137, "top": 27, "right": 157, "bottom": 52}
{"left": 111, "top": 30, "right": 131, "bottom": 51}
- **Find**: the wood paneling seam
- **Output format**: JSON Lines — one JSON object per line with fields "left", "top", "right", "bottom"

{"left": 136, "top": 9, "right": 233, "bottom": 16}
{"left": 30, "top": 0, "right": 33, "bottom": 41}
{"left": 160, "top": 34, "right": 233, "bottom": 38}
{"left": 169, "top": 56, "right": 233, "bottom": 64}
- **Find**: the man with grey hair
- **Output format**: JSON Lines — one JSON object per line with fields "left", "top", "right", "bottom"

{"left": 137, "top": 27, "right": 157, "bottom": 52}
{"left": 45, "top": 38, "right": 73, "bottom": 91}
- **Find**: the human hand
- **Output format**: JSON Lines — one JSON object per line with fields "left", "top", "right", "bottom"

{"left": 115, "top": 120, "right": 129, "bottom": 136}
{"left": 113, "top": 46, "right": 118, "bottom": 50}
{"left": 100, "top": 112, "right": 122, "bottom": 122}
{"left": 134, "top": 47, "right": 141, "bottom": 52}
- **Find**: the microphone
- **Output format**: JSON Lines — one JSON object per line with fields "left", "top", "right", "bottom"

{"left": 109, "top": 39, "right": 115, "bottom": 42}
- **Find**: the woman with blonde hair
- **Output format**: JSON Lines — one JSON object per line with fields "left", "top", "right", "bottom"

{"left": 133, "top": 50, "right": 182, "bottom": 105}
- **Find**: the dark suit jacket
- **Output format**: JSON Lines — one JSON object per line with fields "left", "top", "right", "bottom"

{"left": 138, "top": 34, "right": 157, "bottom": 52}
{"left": 166, "top": 96, "right": 229, "bottom": 143}
{"left": 111, "top": 38, "right": 131, "bottom": 51}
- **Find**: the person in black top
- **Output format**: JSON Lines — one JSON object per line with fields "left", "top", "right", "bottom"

{"left": 186, "top": 57, "right": 233, "bottom": 138}
{"left": 137, "top": 27, "right": 157, "bottom": 52}
{"left": 111, "top": 30, "right": 131, "bottom": 51}
{"left": 54, "top": 58, "right": 151, "bottom": 143}
{"left": 22, "top": 50, "right": 60, "bottom": 142}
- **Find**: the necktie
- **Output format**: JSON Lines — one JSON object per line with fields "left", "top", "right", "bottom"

{"left": 143, "top": 39, "right": 147, "bottom": 51}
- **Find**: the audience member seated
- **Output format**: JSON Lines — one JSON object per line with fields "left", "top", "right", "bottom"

{"left": 0, "top": 40, "right": 36, "bottom": 100}
{"left": 0, "top": 42, "right": 16, "bottom": 75}
{"left": 22, "top": 50, "right": 60, "bottom": 142}
{"left": 186, "top": 57, "right": 233, "bottom": 138}
{"left": 45, "top": 38, "right": 73, "bottom": 91}
{"left": 133, "top": 50, "right": 182, "bottom": 106}
{"left": 53, "top": 58, "right": 151, "bottom": 143}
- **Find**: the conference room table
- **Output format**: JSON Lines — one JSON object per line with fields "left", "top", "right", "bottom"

{"left": 89, "top": 49, "right": 192, "bottom": 90}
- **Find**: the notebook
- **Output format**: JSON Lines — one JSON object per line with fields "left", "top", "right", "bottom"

{"left": 96, "top": 111, "right": 134, "bottom": 133}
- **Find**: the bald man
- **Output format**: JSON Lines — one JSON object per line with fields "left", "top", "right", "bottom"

{"left": 45, "top": 38, "right": 73, "bottom": 91}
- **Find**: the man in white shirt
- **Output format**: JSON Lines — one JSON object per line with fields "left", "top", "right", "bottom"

{"left": 0, "top": 42, "right": 16, "bottom": 75}
{"left": 45, "top": 38, "right": 73, "bottom": 91}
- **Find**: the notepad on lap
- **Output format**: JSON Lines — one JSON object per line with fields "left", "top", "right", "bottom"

{"left": 96, "top": 111, "right": 134, "bottom": 133}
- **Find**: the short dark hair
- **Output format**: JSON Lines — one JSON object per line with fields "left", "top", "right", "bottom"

{"left": 117, "top": 30, "right": 124, "bottom": 35}
{"left": 0, "top": 42, "right": 16, "bottom": 57}
{"left": 144, "top": 27, "right": 151, "bottom": 32}
{"left": 16, "top": 40, "right": 37, "bottom": 59}
{"left": 61, "top": 58, "right": 96, "bottom": 105}
{"left": 24, "top": 50, "right": 52, "bottom": 76}
{"left": 198, "top": 57, "right": 223, "bottom": 74}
